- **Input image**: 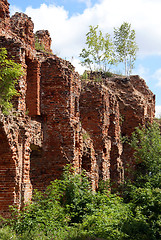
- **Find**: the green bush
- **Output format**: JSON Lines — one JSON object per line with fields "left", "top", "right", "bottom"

{"left": 0, "top": 48, "right": 23, "bottom": 114}
{"left": 130, "top": 122, "right": 161, "bottom": 188}
{"left": 81, "top": 193, "right": 131, "bottom": 240}
{"left": 35, "top": 37, "right": 45, "bottom": 51}
{"left": 1, "top": 124, "right": 161, "bottom": 240}
{"left": 7, "top": 165, "right": 132, "bottom": 239}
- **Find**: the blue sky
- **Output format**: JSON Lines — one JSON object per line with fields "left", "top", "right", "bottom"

{"left": 9, "top": 0, "right": 98, "bottom": 16}
{"left": 9, "top": 0, "right": 161, "bottom": 117}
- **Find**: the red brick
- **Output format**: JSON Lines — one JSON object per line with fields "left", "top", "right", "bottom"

{"left": 0, "top": 0, "right": 155, "bottom": 217}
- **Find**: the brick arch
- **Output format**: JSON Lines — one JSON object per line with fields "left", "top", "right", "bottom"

{"left": 0, "top": 126, "right": 16, "bottom": 217}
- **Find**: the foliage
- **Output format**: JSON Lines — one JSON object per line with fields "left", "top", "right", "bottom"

{"left": 9, "top": 183, "right": 68, "bottom": 236}
{"left": 7, "top": 165, "right": 95, "bottom": 239}
{"left": 1, "top": 123, "right": 161, "bottom": 240}
{"left": 81, "top": 193, "right": 132, "bottom": 240}
{"left": 60, "top": 166, "right": 95, "bottom": 223}
{"left": 0, "top": 226, "right": 17, "bottom": 240}
{"left": 114, "top": 22, "right": 138, "bottom": 76}
{"left": 80, "top": 25, "right": 115, "bottom": 71}
{"left": 82, "top": 131, "right": 90, "bottom": 140}
{"left": 122, "top": 122, "right": 161, "bottom": 239}
{"left": 0, "top": 165, "right": 132, "bottom": 239}
{"left": 81, "top": 70, "right": 88, "bottom": 80}
{"left": 80, "top": 22, "right": 138, "bottom": 76}
{"left": 35, "top": 37, "right": 45, "bottom": 51}
{"left": 130, "top": 122, "right": 161, "bottom": 188}
{"left": 81, "top": 70, "right": 113, "bottom": 82}
{"left": 0, "top": 48, "right": 23, "bottom": 114}
{"left": 131, "top": 187, "right": 161, "bottom": 238}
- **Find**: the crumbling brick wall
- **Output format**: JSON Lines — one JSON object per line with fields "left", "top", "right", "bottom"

{"left": 0, "top": 110, "right": 32, "bottom": 217}
{"left": 35, "top": 30, "right": 52, "bottom": 53}
{"left": 0, "top": 0, "right": 155, "bottom": 217}
{"left": 0, "top": 0, "right": 10, "bottom": 32}
{"left": 80, "top": 81, "right": 124, "bottom": 188}
{"left": 80, "top": 82, "right": 113, "bottom": 182}
{"left": 80, "top": 74, "right": 155, "bottom": 185}
{"left": 29, "top": 56, "right": 82, "bottom": 190}
{"left": 104, "top": 75, "right": 155, "bottom": 180}
{"left": 10, "top": 12, "right": 35, "bottom": 47}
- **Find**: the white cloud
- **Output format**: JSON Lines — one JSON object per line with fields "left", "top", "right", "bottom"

{"left": 71, "top": 57, "right": 86, "bottom": 74}
{"left": 25, "top": 0, "right": 161, "bottom": 56}
{"left": 155, "top": 106, "right": 161, "bottom": 118}
{"left": 10, "top": 0, "right": 161, "bottom": 73}
{"left": 10, "top": 5, "right": 22, "bottom": 16}
{"left": 153, "top": 68, "right": 161, "bottom": 87}
{"left": 25, "top": 3, "right": 89, "bottom": 61}
{"left": 134, "top": 64, "right": 150, "bottom": 81}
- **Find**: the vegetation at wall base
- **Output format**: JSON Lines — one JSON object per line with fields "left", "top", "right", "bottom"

{"left": 0, "top": 123, "right": 161, "bottom": 239}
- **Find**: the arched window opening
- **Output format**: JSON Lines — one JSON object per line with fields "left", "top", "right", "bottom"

{"left": 82, "top": 150, "right": 91, "bottom": 172}
{"left": 30, "top": 144, "right": 43, "bottom": 191}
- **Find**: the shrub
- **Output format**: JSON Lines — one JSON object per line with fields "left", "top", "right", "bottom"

{"left": 0, "top": 48, "right": 23, "bottom": 114}
{"left": 35, "top": 37, "right": 45, "bottom": 51}
{"left": 130, "top": 122, "right": 161, "bottom": 188}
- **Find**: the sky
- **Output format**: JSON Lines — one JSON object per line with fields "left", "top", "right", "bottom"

{"left": 9, "top": 0, "right": 161, "bottom": 118}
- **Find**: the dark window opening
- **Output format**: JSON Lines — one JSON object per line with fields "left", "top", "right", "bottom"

{"left": 82, "top": 154, "right": 91, "bottom": 172}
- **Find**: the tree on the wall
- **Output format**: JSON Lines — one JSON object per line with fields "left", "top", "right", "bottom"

{"left": 79, "top": 25, "right": 115, "bottom": 72}
{"left": 113, "top": 22, "right": 138, "bottom": 76}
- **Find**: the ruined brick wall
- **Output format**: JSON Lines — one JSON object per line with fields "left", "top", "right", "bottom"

{"left": 31, "top": 56, "right": 82, "bottom": 190}
{"left": 0, "top": 110, "right": 32, "bottom": 217}
{"left": 80, "top": 81, "right": 123, "bottom": 187}
{"left": 0, "top": 4, "right": 42, "bottom": 216}
{"left": 0, "top": 2, "right": 82, "bottom": 214}
{"left": 35, "top": 30, "right": 52, "bottom": 53}
{"left": 104, "top": 75, "right": 155, "bottom": 179}
{"left": 0, "top": 0, "right": 155, "bottom": 217}
{"left": 10, "top": 12, "right": 35, "bottom": 47}
{"left": 80, "top": 83, "right": 112, "bottom": 182}
{"left": 81, "top": 128, "right": 98, "bottom": 190}
{"left": 0, "top": 0, "right": 10, "bottom": 32}
{"left": 79, "top": 74, "right": 155, "bottom": 185}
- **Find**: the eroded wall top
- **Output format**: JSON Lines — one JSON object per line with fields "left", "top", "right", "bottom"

{"left": 10, "top": 12, "right": 35, "bottom": 47}
{"left": 0, "top": 0, "right": 10, "bottom": 31}
{"left": 35, "top": 30, "right": 52, "bottom": 53}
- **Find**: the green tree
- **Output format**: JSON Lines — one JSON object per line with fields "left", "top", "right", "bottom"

{"left": 80, "top": 25, "right": 115, "bottom": 71}
{"left": 0, "top": 48, "right": 23, "bottom": 114}
{"left": 130, "top": 122, "right": 161, "bottom": 188}
{"left": 114, "top": 22, "right": 138, "bottom": 76}
{"left": 1, "top": 163, "right": 161, "bottom": 240}
{"left": 121, "top": 123, "right": 161, "bottom": 239}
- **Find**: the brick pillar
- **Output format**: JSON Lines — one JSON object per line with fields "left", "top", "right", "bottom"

{"left": 108, "top": 96, "right": 123, "bottom": 186}
{"left": 25, "top": 57, "right": 41, "bottom": 116}
{"left": 0, "top": 126, "right": 16, "bottom": 217}
{"left": 80, "top": 83, "right": 112, "bottom": 183}
{"left": 0, "top": 0, "right": 10, "bottom": 33}
{"left": 30, "top": 57, "right": 81, "bottom": 191}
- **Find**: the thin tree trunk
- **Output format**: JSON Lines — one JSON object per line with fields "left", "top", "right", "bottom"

{"left": 125, "top": 55, "right": 127, "bottom": 76}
